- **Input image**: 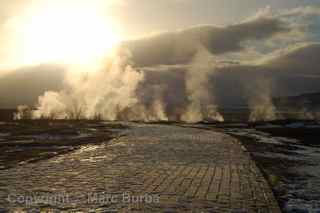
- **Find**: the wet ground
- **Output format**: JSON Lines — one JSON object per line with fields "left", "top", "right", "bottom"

{"left": 0, "top": 121, "right": 280, "bottom": 212}
{"left": 0, "top": 121, "right": 125, "bottom": 170}
{"left": 194, "top": 121, "right": 320, "bottom": 213}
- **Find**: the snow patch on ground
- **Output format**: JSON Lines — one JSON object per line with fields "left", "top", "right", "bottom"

{"left": 226, "top": 127, "right": 320, "bottom": 212}
{"left": 225, "top": 128, "right": 284, "bottom": 145}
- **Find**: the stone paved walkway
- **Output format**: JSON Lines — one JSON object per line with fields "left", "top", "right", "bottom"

{"left": 0, "top": 123, "right": 281, "bottom": 212}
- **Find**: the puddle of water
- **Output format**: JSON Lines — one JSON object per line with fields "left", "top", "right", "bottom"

{"left": 50, "top": 156, "right": 65, "bottom": 163}
{"left": 30, "top": 132, "right": 92, "bottom": 141}
{"left": 76, "top": 145, "right": 101, "bottom": 154}
{"left": 80, "top": 154, "right": 115, "bottom": 163}
{"left": 0, "top": 133, "right": 10, "bottom": 137}
{"left": 12, "top": 139, "right": 35, "bottom": 144}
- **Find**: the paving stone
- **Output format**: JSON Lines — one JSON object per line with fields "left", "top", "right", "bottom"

{"left": 0, "top": 124, "right": 281, "bottom": 212}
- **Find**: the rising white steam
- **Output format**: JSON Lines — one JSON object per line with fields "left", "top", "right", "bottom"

{"left": 30, "top": 49, "right": 144, "bottom": 120}
{"left": 15, "top": 46, "right": 225, "bottom": 122}
{"left": 248, "top": 79, "right": 277, "bottom": 122}
{"left": 14, "top": 105, "right": 32, "bottom": 120}
{"left": 181, "top": 46, "right": 224, "bottom": 123}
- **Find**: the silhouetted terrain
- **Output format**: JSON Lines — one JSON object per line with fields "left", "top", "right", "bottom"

{"left": 274, "top": 92, "right": 320, "bottom": 110}
{"left": 0, "top": 109, "right": 16, "bottom": 121}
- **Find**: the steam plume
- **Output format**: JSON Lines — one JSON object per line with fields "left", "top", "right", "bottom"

{"left": 248, "top": 79, "right": 277, "bottom": 122}
{"left": 31, "top": 49, "right": 144, "bottom": 120}
{"left": 181, "top": 46, "right": 224, "bottom": 123}
{"left": 15, "top": 46, "right": 225, "bottom": 122}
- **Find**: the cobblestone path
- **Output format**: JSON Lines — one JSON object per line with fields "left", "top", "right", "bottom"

{"left": 0, "top": 123, "right": 281, "bottom": 212}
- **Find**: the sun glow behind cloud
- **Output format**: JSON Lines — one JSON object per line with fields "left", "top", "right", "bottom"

{"left": 4, "top": 0, "right": 122, "bottom": 69}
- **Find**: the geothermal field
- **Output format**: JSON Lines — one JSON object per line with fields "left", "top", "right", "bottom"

{"left": 0, "top": 117, "right": 319, "bottom": 212}
{"left": 1, "top": 1, "right": 320, "bottom": 212}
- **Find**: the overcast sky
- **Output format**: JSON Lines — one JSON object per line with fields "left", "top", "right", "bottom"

{"left": 1, "top": 0, "right": 320, "bottom": 108}
{"left": 109, "top": 0, "right": 320, "bottom": 38}
{"left": 1, "top": 0, "right": 320, "bottom": 38}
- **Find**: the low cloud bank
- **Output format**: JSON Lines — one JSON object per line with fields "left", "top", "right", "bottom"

{"left": 11, "top": 6, "right": 320, "bottom": 122}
